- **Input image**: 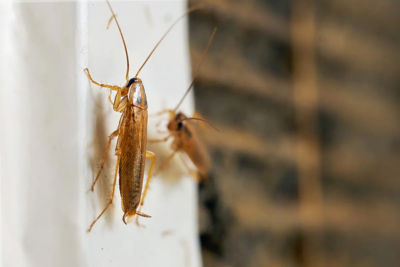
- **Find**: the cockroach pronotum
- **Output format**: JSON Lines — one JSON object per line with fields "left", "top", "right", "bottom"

{"left": 85, "top": 1, "right": 198, "bottom": 232}
{"left": 150, "top": 28, "right": 217, "bottom": 181}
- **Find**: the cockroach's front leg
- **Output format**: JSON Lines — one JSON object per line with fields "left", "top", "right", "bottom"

{"left": 85, "top": 68, "right": 124, "bottom": 106}
{"left": 87, "top": 151, "right": 121, "bottom": 232}
{"left": 84, "top": 68, "right": 121, "bottom": 92}
{"left": 90, "top": 130, "right": 119, "bottom": 191}
{"left": 140, "top": 151, "right": 156, "bottom": 207}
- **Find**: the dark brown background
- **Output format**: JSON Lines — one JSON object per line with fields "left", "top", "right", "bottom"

{"left": 188, "top": 0, "right": 400, "bottom": 266}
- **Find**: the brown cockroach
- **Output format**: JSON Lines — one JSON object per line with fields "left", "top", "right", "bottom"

{"left": 85, "top": 1, "right": 198, "bottom": 232}
{"left": 150, "top": 28, "right": 217, "bottom": 180}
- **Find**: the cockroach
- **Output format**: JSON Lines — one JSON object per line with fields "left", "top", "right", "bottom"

{"left": 85, "top": 1, "right": 198, "bottom": 232}
{"left": 150, "top": 28, "right": 217, "bottom": 180}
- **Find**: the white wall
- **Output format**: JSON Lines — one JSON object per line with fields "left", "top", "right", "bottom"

{"left": 0, "top": 1, "right": 200, "bottom": 267}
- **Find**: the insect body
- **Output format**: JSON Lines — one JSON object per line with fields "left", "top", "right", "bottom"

{"left": 85, "top": 21, "right": 155, "bottom": 230}
{"left": 116, "top": 78, "right": 152, "bottom": 224}
{"left": 163, "top": 111, "right": 211, "bottom": 176}
{"left": 86, "top": 1, "right": 195, "bottom": 232}
{"left": 152, "top": 28, "right": 217, "bottom": 179}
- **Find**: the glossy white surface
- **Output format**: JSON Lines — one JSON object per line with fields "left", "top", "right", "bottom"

{"left": 0, "top": 1, "right": 200, "bottom": 267}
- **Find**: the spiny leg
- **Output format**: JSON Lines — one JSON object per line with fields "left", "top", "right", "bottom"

{"left": 135, "top": 151, "right": 156, "bottom": 226}
{"left": 84, "top": 68, "right": 127, "bottom": 111}
{"left": 140, "top": 151, "right": 157, "bottom": 207}
{"left": 87, "top": 154, "right": 121, "bottom": 232}
{"left": 134, "top": 210, "right": 151, "bottom": 227}
{"left": 84, "top": 68, "right": 121, "bottom": 92}
{"left": 90, "top": 130, "right": 119, "bottom": 191}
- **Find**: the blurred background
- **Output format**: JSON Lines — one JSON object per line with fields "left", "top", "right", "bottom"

{"left": 187, "top": 0, "right": 400, "bottom": 266}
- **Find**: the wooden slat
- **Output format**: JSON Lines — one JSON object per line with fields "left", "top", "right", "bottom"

{"left": 200, "top": 125, "right": 294, "bottom": 162}
{"left": 190, "top": 44, "right": 292, "bottom": 104}
{"left": 320, "top": 0, "right": 400, "bottom": 40}
{"left": 221, "top": 175, "right": 400, "bottom": 237}
{"left": 324, "top": 143, "right": 400, "bottom": 186}
{"left": 202, "top": 122, "right": 399, "bottom": 191}
{"left": 320, "top": 78, "right": 400, "bottom": 137}
{"left": 189, "top": 0, "right": 289, "bottom": 41}
{"left": 191, "top": 42, "right": 400, "bottom": 138}
{"left": 317, "top": 20, "right": 400, "bottom": 81}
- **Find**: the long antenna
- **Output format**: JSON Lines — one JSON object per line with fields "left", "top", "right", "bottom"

{"left": 181, "top": 117, "right": 219, "bottom": 131}
{"left": 106, "top": 0, "right": 130, "bottom": 81}
{"left": 174, "top": 27, "right": 217, "bottom": 111}
{"left": 135, "top": 6, "right": 202, "bottom": 78}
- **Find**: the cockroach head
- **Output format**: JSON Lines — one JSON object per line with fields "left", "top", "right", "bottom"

{"left": 175, "top": 112, "right": 187, "bottom": 121}
{"left": 167, "top": 112, "right": 187, "bottom": 131}
{"left": 126, "top": 77, "right": 138, "bottom": 88}
{"left": 126, "top": 77, "right": 147, "bottom": 108}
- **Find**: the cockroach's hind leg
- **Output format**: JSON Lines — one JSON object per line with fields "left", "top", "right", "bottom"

{"left": 90, "top": 130, "right": 119, "bottom": 191}
{"left": 140, "top": 151, "right": 156, "bottom": 207}
{"left": 87, "top": 155, "right": 121, "bottom": 232}
{"left": 84, "top": 68, "right": 121, "bottom": 92}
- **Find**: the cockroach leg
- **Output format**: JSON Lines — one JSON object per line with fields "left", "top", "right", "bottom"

{"left": 87, "top": 154, "right": 121, "bottom": 232}
{"left": 84, "top": 67, "right": 124, "bottom": 107}
{"left": 86, "top": 1, "right": 201, "bottom": 231}
{"left": 134, "top": 210, "right": 151, "bottom": 227}
{"left": 139, "top": 151, "right": 156, "bottom": 206}
{"left": 90, "top": 129, "right": 119, "bottom": 191}
{"left": 84, "top": 68, "right": 121, "bottom": 92}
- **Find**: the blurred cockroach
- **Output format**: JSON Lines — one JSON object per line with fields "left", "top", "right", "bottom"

{"left": 150, "top": 28, "right": 217, "bottom": 181}
{"left": 85, "top": 1, "right": 198, "bottom": 232}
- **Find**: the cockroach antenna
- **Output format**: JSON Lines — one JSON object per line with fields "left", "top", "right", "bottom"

{"left": 173, "top": 27, "right": 217, "bottom": 112}
{"left": 106, "top": 0, "right": 130, "bottom": 81}
{"left": 135, "top": 6, "right": 204, "bottom": 78}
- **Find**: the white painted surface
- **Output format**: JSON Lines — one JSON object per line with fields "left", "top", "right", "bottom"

{"left": 0, "top": 1, "right": 200, "bottom": 267}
